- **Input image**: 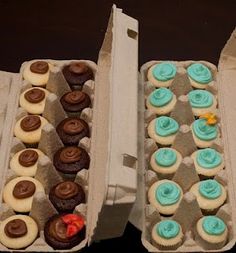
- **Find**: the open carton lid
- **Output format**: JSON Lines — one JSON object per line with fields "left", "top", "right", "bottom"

{"left": 129, "top": 27, "right": 236, "bottom": 251}
{"left": 87, "top": 5, "right": 138, "bottom": 243}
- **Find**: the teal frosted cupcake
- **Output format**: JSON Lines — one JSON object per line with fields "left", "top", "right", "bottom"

{"left": 150, "top": 148, "right": 182, "bottom": 178}
{"left": 190, "top": 179, "right": 227, "bottom": 213}
{"left": 188, "top": 90, "right": 217, "bottom": 116}
{"left": 147, "top": 62, "right": 177, "bottom": 87}
{"left": 152, "top": 220, "right": 183, "bottom": 250}
{"left": 191, "top": 118, "right": 218, "bottom": 148}
{"left": 146, "top": 87, "right": 177, "bottom": 115}
{"left": 191, "top": 148, "right": 224, "bottom": 177}
{"left": 148, "top": 116, "right": 180, "bottom": 146}
{"left": 196, "top": 216, "right": 228, "bottom": 249}
{"left": 187, "top": 63, "right": 213, "bottom": 89}
{"left": 148, "top": 179, "right": 183, "bottom": 215}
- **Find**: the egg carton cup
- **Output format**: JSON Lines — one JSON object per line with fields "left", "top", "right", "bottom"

{"left": 0, "top": 59, "right": 96, "bottom": 252}
{"left": 132, "top": 59, "right": 236, "bottom": 252}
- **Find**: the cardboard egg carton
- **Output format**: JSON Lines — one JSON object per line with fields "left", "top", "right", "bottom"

{"left": 0, "top": 5, "right": 138, "bottom": 252}
{"left": 129, "top": 28, "right": 236, "bottom": 252}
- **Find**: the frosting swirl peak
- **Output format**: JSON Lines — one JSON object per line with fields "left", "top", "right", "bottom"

{"left": 64, "top": 91, "right": 86, "bottom": 104}
{"left": 152, "top": 62, "right": 177, "bottom": 81}
{"left": 19, "top": 149, "right": 39, "bottom": 167}
{"left": 187, "top": 63, "right": 212, "bottom": 84}
{"left": 155, "top": 116, "right": 179, "bottom": 137}
{"left": 157, "top": 220, "right": 180, "bottom": 239}
{"left": 199, "top": 179, "right": 222, "bottom": 199}
{"left": 4, "top": 219, "right": 27, "bottom": 238}
{"left": 69, "top": 62, "right": 88, "bottom": 75}
{"left": 192, "top": 118, "right": 217, "bottom": 141}
{"left": 155, "top": 148, "right": 177, "bottom": 167}
{"left": 188, "top": 90, "right": 213, "bottom": 108}
{"left": 13, "top": 180, "right": 36, "bottom": 199}
{"left": 54, "top": 181, "right": 79, "bottom": 199}
{"left": 20, "top": 115, "right": 41, "bottom": 132}
{"left": 59, "top": 146, "right": 82, "bottom": 164}
{"left": 62, "top": 118, "right": 85, "bottom": 135}
{"left": 149, "top": 87, "right": 173, "bottom": 107}
{"left": 197, "top": 148, "right": 222, "bottom": 169}
{"left": 155, "top": 181, "right": 181, "bottom": 206}
{"left": 202, "top": 216, "right": 226, "bottom": 235}
{"left": 30, "top": 61, "right": 49, "bottom": 74}
{"left": 24, "top": 88, "right": 45, "bottom": 103}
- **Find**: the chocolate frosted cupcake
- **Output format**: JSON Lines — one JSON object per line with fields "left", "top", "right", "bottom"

{"left": 49, "top": 181, "right": 85, "bottom": 212}
{"left": 0, "top": 215, "right": 38, "bottom": 249}
{"left": 14, "top": 115, "right": 48, "bottom": 146}
{"left": 62, "top": 62, "right": 94, "bottom": 90}
{"left": 23, "top": 60, "right": 50, "bottom": 87}
{"left": 56, "top": 117, "right": 89, "bottom": 146}
{"left": 53, "top": 146, "right": 90, "bottom": 175}
{"left": 60, "top": 90, "right": 91, "bottom": 117}
{"left": 19, "top": 87, "right": 50, "bottom": 115}
{"left": 44, "top": 214, "right": 85, "bottom": 249}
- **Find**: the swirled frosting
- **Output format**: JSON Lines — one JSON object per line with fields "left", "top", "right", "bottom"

{"left": 149, "top": 87, "right": 173, "bottom": 107}
{"left": 24, "top": 88, "right": 45, "bottom": 103}
{"left": 54, "top": 181, "right": 79, "bottom": 199}
{"left": 20, "top": 115, "right": 41, "bottom": 132}
{"left": 64, "top": 91, "right": 86, "bottom": 104}
{"left": 197, "top": 148, "right": 222, "bottom": 169}
{"left": 19, "top": 149, "right": 39, "bottom": 167}
{"left": 13, "top": 180, "right": 36, "bottom": 199}
{"left": 155, "top": 182, "right": 181, "bottom": 206}
{"left": 157, "top": 220, "right": 180, "bottom": 239}
{"left": 199, "top": 179, "right": 222, "bottom": 199}
{"left": 202, "top": 216, "right": 226, "bottom": 235}
{"left": 155, "top": 116, "right": 179, "bottom": 137}
{"left": 4, "top": 219, "right": 27, "bottom": 238}
{"left": 30, "top": 61, "right": 49, "bottom": 74}
{"left": 155, "top": 148, "right": 177, "bottom": 167}
{"left": 188, "top": 90, "right": 213, "bottom": 108}
{"left": 62, "top": 118, "right": 85, "bottom": 135}
{"left": 152, "top": 62, "right": 177, "bottom": 81}
{"left": 192, "top": 118, "right": 217, "bottom": 141}
{"left": 187, "top": 63, "right": 212, "bottom": 84}
{"left": 59, "top": 146, "right": 82, "bottom": 163}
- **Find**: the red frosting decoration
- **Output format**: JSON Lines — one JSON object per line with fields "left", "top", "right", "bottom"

{"left": 61, "top": 214, "right": 84, "bottom": 238}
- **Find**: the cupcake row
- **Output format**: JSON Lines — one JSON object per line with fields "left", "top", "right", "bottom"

{"left": 0, "top": 59, "right": 96, "bottom": 250}
{"left": 142, "top": 61, "right": 230, "bottom": 250}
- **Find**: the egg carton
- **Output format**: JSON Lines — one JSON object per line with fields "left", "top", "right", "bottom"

{"left": 129, "top": 28, "right": 236, "bottom": 252}
{"left": 0, "top": 5, "right": 138, "bottom": 252}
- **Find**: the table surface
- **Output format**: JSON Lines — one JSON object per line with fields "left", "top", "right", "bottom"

{"left": 0, "top": 0, "right": 235, "bottom": 252}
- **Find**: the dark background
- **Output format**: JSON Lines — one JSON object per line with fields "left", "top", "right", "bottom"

{"left": 0, "top": 0, "right": 235, "bottom": 252}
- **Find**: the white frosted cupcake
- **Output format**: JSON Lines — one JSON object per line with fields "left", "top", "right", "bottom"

{"left": 146, "top": 87, "right": 177, "bottom": 115}
{"left": 188, "top": 90, "right": 217, "bottom": 116}
{"left": 187, "top": 63, "right": 213, "bottom": 89}
{"left": 23, "top": 60, "right": 51, "bottom": 86}
{"left": 191, "top": 148, "right": 224, "bottom": 177}
{"left": 147, "top": 62, "right": 177, "bottom": 87}
{"left": 152, "top": 220, "right": 183, "bottom": 250}
{"left": 10, "top": 148, "right": 45, "bottom": 177}
{"left": 191, "top": 118, "right": 218, "bottom": 148}
{"left": 148, "top": 179, "right": 183, "bottom": 215}
{"left": 150, "top": 148, "right": 182, "bottom": 178}
{"left": 196, "top": 216, "right": 228, "bottom": 249}
{"left": 19, "top": 87, "right": 50, "bottom": 114}
{"left": 148, "top": 116, "right": 179, "bottom": 146}
{"left": 190, "top": 179, "right": 227, "bottom": 213}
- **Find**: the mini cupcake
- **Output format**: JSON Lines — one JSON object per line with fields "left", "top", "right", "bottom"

{"left": 148, "top": 179, "right": 183, "bottom": 215}
{"left": 14, "top": 115, "right": 48, "bottom": 146}
{"left": 44, "top": 214, "right": 85, "bottom": 249}
{"left": 190, "top": 179, "right": 227, "bottom": 213}
{"left": 188, "top": 90, "right": 217, "bottom": 116}
{"left": 146, "top": 87, "right": 177, "bottom": 115}
{"left": 148, "top": 116, "right": 179, "bottom": 146}
{"left": 10, "top": 148, "right": 45, "bottom": 177}
{"left": 62, "top": 62, "right": 94, "bottom": 90}
{"left": 3, "top": 176, "right": 45, "bottom": 213}
{"left": 196, "top": 216, "right": 228, "bottom": 249}
{"left": 56, "top": 117, "right": 90, "bottom": 146}
{"left": 22, "top": 60, "right": 50, "bottom": 87}
{"left": 49, "top": 181, "right": 85, "bottom": 213}
{"left": 147, "top": 62, "right": 177, "bottom": 87}
{"left": 19, "top": 87, "right": 50, "bottom": 115}
{"left": 152, "top": 220, "right": 183, "bottom": 250}
{"left": 60, "top": 90, "right": 91, "bottom": 117}
{"left": 187, "top": 63, "right": 213, "bottom": 89}
{"left": 150, "top": 148, "right": 182, "bottom": 178}
{"left": 53, "top": 146, "right": 90, "bottom": 175}
{"left": 191, "top": 116, "right": 218, "bottom": 148}
{"left": 0, "top": 215, "right": 38, "bottom": 249}
{"left": 191, "top": 148, "right": 224, "bottom": 177}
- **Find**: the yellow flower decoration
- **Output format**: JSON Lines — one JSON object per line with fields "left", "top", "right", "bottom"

{"left": 199, "top": 113, "right": 217, "bottom": 125}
